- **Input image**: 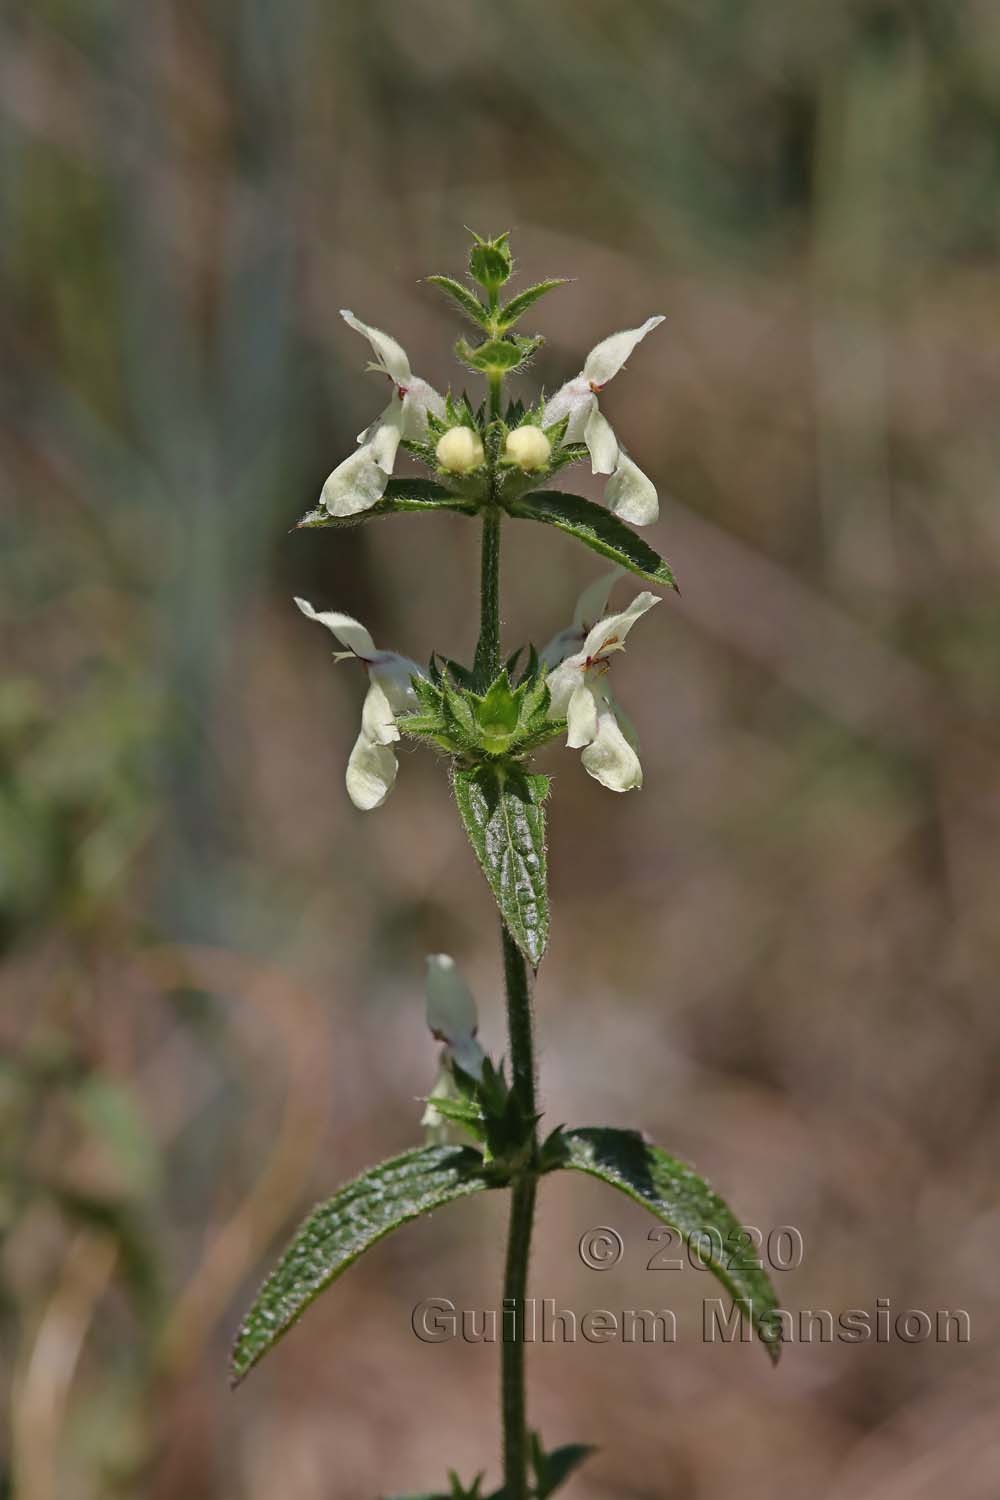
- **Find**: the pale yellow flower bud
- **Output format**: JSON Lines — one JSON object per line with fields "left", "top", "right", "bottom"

{"left": 504, "top": 425, "right": 552, "bottom": 472}
{"left": 435, "top": 425, "right": 484, "bottom": 473}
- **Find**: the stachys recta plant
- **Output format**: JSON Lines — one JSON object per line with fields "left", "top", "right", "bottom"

{"left": 231, "top": 231, "right": 781, "bottom": 1500}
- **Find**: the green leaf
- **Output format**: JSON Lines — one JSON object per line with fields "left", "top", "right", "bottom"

{"left": 427, "top": 276, "right": 488, "bottom": 328}
{"left": 231, "top": 1145, "right": 492, "bottom": 1384}
{"left": 413, "top": 677, "right": 445, "bottom": 713}
{"left": 446, "top": 1057, "right": 537, "bottom": 1169}
{"left": 296, "top": 478, "right": 478, "bottom": 529}
{"left": 451, "top": 764, "right": 550, "bottom": 968}
{"left": 540, "top": 414, "right": 570, "bottom": 444}
{"left": 399, "top": 437, "right": 440, "bottom": 466}
{"left": 426, "top": 1093, "right": 487, "bottom": 1140}
{"left": 497, "top": 279, "right": 568, "bottom": 330}
{"left": 440, "top": 680, "right": 479, "bottom": 745}
{"left": 445, "top": 391, "right": 481, "bottom": 429}
{"left": 387, "top": 1472, "right": 488, "bottom": 1500}
{"left": 504, "top": 644, "right": 525, "bottom": 678}
{"left": 449, "top": 1471, "right": 484, "bottom": 1499}
{"left": 516, "top": 643, "right": 540, "bottom": 687}
{"left": 505, "top": 490, "right": 676, "bottom": 588}
{"left": 530, "top": 1434, "right": 595, "bottom": 1498}
{"left": 440, "top": 658, "right": 479, "bottom": 689}
{"left": 455, "top": 336, "right": 543, "bottom": 375}
{"left": 556, "top": 1128, "right": 782, "bottom": 1363}
{"left": 544, "top": 443, "right": 589, "bottom": 480}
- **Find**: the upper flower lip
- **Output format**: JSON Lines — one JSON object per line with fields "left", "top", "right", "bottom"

{"left": 340, "top": 309, "right": 413, "bottom": 387}
{"left": 294, "top": 597, "right": 378, "bottom": 660}
{"left": 580, "top": 315, "right": 665, "bottom": 387}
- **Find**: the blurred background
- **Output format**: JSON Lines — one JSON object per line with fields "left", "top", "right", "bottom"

{"left": 3, "top": 1, "right": 1000, "bottom": 1495}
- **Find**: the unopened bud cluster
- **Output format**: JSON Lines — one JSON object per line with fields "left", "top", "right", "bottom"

{"left": 316, "top": 230, "right": 663, "bottom": 525}
{"left": 295, "top": 231, "right": 671, "bottom": 808}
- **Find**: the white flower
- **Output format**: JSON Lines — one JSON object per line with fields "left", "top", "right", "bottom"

{"left": 320, "top": 311, "right": 445, "bottom": 519}
{"left": 541, "top": 316, "right": 664, "bottom": 526}
{"left": 544, "top": 581, "right": 660, "bottom": 793}
{"left": 504, "top": 425, "right": 552, "bottom": 472}
{"left": 540, "top": 567, "right": 622, "bottom": 668}
{"left": 424, "top": 954, "right": 484, "bottom": 1080}
{"left": 435, "top": 425, "right": 485, "bottom": 474}
{"left": 294, "top": 596, "right": 423, "bottom": 810}
{"left": 422, "top": 954, "right": 485, "bottom": 1136}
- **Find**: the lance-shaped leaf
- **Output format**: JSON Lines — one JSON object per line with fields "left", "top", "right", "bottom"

{"left": 452, "top": 764, "right": 550, "bottom": 967}
{"left": 297, "top": 478, "right": 479, "bottom": 529}
{"left": 556, "top": 1127, "right": 782, "bottom": 1363}
{"left": 497, "top": 279, "right": 569, "bottom": 330}
{"left": 231, "top": 1145, "right": 491, "bottom": 1384}
{"left": 505, "top": 490, "right": 676, "bottom": 588}
{"left": 530, "top": 1434, "right": 595, "bottom": 1498}
{"left": 426, "top": 275, "right": 489, "bottom": 328}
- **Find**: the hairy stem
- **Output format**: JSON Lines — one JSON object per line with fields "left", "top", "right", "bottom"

{"left": 502, "top": 920, "right": 537, "bottom": 1126}
{"left": 473, "top": 357, "right": 540, "bottom": 1499}
{"left": 488, "top": 368, "right": 503, "bottom": 421}
{"left": 500, "top": 925, "right": 538, "bottom": 1500}
{"left": 475, "top": 365, "right": 504, "bottom": 680}
{"left": 502, "top": 1168, "right": 537, "bottom": 1499}
{"left": 476, "top": 509, "right": 502, "bottom": 678}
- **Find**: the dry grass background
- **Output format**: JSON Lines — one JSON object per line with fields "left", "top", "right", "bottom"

{"left": 3, "top": 1, "right": 1000, "bottom": 1496}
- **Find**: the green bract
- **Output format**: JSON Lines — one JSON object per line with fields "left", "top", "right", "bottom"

{"left": 456, "top": 334, "right": 544, "bottom": 376}
{"left": 468, "top": 229, "right": 513, "bottom": 291}
{"left": 400, "top": 666, "right": 558, "bottom": 761}
{"left": 245, "top": 231, "right": 781, "bottom": 1500}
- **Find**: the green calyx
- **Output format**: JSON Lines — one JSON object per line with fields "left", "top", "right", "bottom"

{"left": 400, "top": 663, "right": 563, "bottom": 763}
{"left": 429, "top": 1056, "right": 538, "bottom": 1173}
{"left": 468, "top": 230, "right": 513, "bottom": 292}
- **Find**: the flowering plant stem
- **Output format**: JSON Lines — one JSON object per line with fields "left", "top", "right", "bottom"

{"left": 474, "top": 366, "right": 504, "bottom": 681}
{"left": 499, "top": 912, "right": 538, "bottom": 1499}
{"left": 478, "top": 351, "right": 539, "bottom": 1495}
{"left": 476, "top": 510, "right": 502, "bottom": 680}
